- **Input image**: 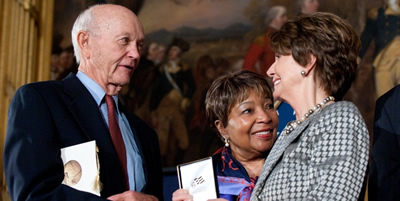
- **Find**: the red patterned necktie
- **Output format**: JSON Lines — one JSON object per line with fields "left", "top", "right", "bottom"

{"left": 105, "top": 95, "right": 129, "bottom": 190}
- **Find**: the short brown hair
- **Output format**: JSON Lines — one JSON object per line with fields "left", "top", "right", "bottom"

{"left": 205, "top": 70, "right": 273, "bottom": 138}
{"left": 270, "top": 12, "right": 360, "bottom": 100}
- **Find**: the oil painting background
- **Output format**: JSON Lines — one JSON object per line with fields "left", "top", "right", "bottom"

{"left": 53, "top": 0, "right": 383, "bottom": 166}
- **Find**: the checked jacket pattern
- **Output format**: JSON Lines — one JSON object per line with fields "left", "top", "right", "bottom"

{"left": 250, "top": 101, "right": 369, "bottom": 201}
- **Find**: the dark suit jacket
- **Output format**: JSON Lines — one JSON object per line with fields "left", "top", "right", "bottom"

{"left": 4, "top": 73, "right": 163, "bottom": 201}
{"left": 369, "top": 84, "right": 400, "bottom": 201}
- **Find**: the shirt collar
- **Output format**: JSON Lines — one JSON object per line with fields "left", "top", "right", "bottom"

{"left": 76, "top": 71, "right": 120, "bottom": 111}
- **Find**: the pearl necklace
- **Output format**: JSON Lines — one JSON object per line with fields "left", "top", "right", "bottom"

{"left": 283, "top": 96, "right": 335, "bottom": 135}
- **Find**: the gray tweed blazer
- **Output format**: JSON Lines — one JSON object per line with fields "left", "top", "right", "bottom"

{"left": 251, "top": 101, "right": 369, "bottom": 201}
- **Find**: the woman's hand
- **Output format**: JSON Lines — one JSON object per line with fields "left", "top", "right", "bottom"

{"left": 172, "top": 189, "right": 193, "bottom": 201}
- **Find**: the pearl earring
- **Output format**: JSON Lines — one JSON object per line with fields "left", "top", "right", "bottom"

{"left": 224, "top": 138, "right": 229, "bottom": 147}
{"left": 301, "top": 71, "right": 306, "bottom": 76}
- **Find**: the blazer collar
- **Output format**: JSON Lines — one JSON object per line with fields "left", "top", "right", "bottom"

{"left": 62, "top": 73, "right": 116, "bottom": 153}
{"left": 252, "top": 113, "right": 315, "bottom": 197}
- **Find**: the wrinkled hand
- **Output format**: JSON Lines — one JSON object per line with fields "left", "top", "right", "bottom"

{"left": 172, "top": 189, "right": 193, "bottom": 201}
{"left": 107, "top": 191, "right": 158, "bottom": 201}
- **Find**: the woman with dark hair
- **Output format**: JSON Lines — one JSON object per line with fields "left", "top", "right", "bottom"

{"left": 250, "top": 12, "right": 369, "bottom": 200}
{"left": 173, "top": 70, "right": 279, "bottom": 201}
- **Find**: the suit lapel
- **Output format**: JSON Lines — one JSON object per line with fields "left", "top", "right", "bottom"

{"left": 253, "top": 119, "right": 312, "bottom": 197}
{"left": 60, "top": 73, "right": 127, "bottom": 193}
{"left": 62, "top": 74, "right": 115, "bottom": 153}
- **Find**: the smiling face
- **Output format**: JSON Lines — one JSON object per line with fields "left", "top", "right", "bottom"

{"left": 79, "top": 5, "right": 145, "bottom": 94}
{"left": 216, "top": 91, "right": 278, "bottom": 160}
{"left": 267, "top": 54, "right": 305, "bottom": 101}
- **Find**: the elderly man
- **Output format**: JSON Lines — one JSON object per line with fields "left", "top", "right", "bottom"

{"left": 4, "top": 4, "right": 163, "bottom": 201}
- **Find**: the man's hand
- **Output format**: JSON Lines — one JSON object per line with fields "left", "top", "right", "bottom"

{"left": 107, "top": 191, "right": 158, "bottom": 201}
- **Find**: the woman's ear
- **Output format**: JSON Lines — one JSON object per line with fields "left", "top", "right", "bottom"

{"left": 215, "top": 120, "right": 228, "bottom": 139}
{"left": 306, "top": 54, "right": 317, "bottom": 72}
{"left": 303, "top": 54, "right": 317, "bottom": 76}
